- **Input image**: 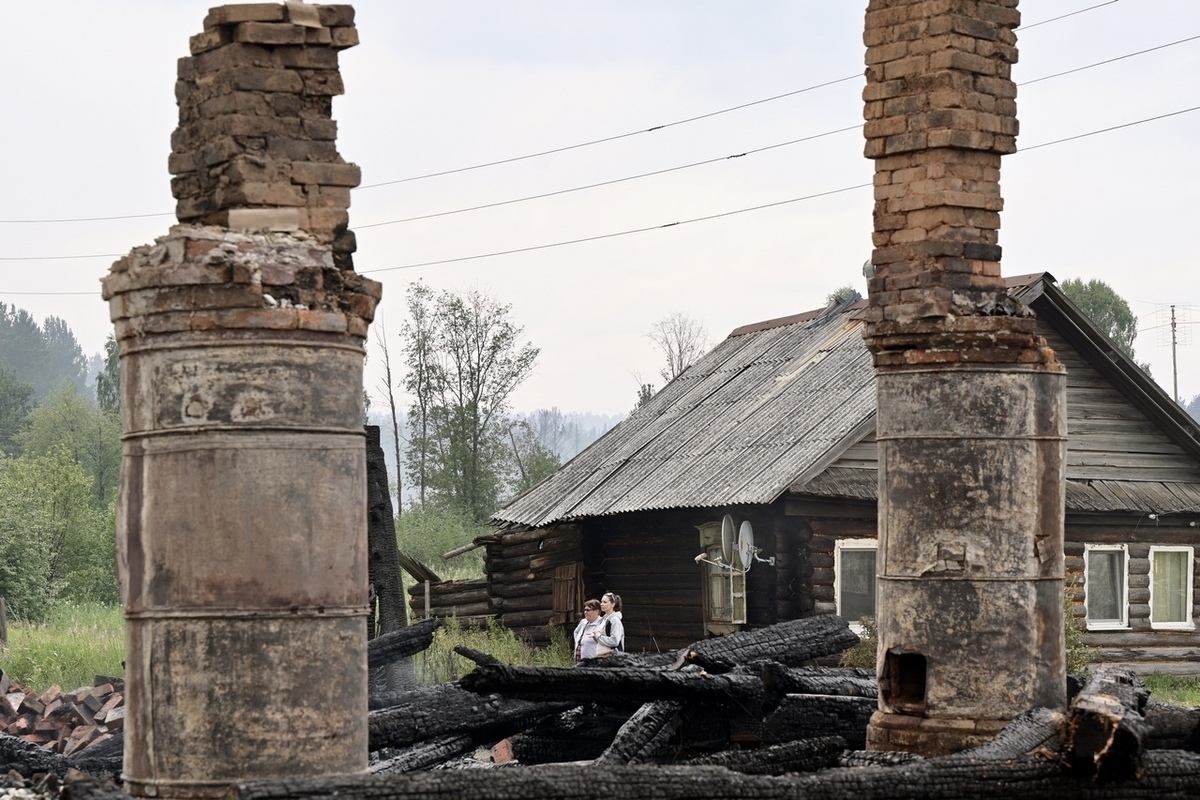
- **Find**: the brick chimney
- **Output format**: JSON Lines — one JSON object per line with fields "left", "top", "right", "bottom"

{"left": 861, "top": 0, "right": 1067, "bottom": 755}
{"left": 101, "top": 4, "right": 378, "bottom": 796}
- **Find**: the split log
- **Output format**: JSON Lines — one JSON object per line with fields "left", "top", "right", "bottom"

{"left": 368, "top": 683, "right": 572, "bottom": 751}
{"left": 459, "top": 664, "right": 765, "bottom": 707}
{"left": 684, "top": 736, "right": 846, "bottom": 775}
{"left": 592, "top": 700, "right": 684, "bottom": 765}
{"left": 223, "top": 752, "right": 1200, "bottom": 800}
{"left": 685, "top": 615, "right": 861, "bottom": 673}
{"left": 1064, "top": 667, "right": 1151, "bottom": 782}
{"left": 367, "top": 619, "right": 442, "bottom": 669}
{"left": 371, "top": 734, "right": 476, "bottom": 774}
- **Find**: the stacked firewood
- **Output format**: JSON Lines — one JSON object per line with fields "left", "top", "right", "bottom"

{"left": 0, "top": 671, "right": 123, "bottom": 758}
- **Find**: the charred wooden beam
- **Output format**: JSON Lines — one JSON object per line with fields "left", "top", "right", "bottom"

{"left": 222, "top": 752, "right": 1200, "bottom": 800}
{"left": 684, "top": 736, "right": 846, "bottom": 775}
{"left": 756, "top": 693, "right": 876, "bottom": 750}
{"left": 368, "top": 683, "right": 571, "bottom": 750}
{"left": 685, "top": 615, "right": 860, "bottom": 673}
{"left": 1144, "top": 701, "right": 1200, "bottom": 751}
{"left": 510, "top": 705, "right": 633, "bottom": 765}
{"left": 367, "top": 619, "right": 442, "bottom": 669}
{"left": 370, "top": 734, "right": 475, "bottom": 774}
{"left": 453, "top": 645, "right": 503, "bottom": 668}
{"left": 460, "top": 664, "right": 765, "bottom": 707}
{"left": 963, "top": 707, "right": 1064, "bottom": 759}
{"left": 593, "top": 700, "right": 684, "bottom": 765}
{"left": 758, "top": 662, "right": 878, "bottom": 700}
{"left": 1064, "top": 667, "right": 1151, "bottom": 782}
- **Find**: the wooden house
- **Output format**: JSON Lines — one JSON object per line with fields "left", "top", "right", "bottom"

{"left": 417, "top": 273, "right": 1200, "bottom": 674}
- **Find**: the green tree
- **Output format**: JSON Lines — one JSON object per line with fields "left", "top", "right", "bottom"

{"left": 400, "top": 285, "right": 540, "bottom": 523}
{"left": 0, "top": 365, "right": 34, "bottom": 456}
{"left": 1060, "top": 278, "right": 1138, "bottom": 360}
{"left": 41, "top": 316, "right": 88, "bottom": 397}
{"left": 826, "top": 285, "right": 863, "bottom": 306}
{"left": 0, "top": 305, "right": 88, "bottom": 400}
{"left": 635, "top": 383, "right": 654, "bottom": 411}
{"left": 1185, "top": 393, "right": 1200, "bottom": 423}
{"left": 0, "top": 449, "right": 116, "bottom": 619}
{"left": 22, "top": 384, "right": 122, "bottom": 506}
{"left": 506, "top": 420, "right": 561, "bottom": 497}
{"left": 96, "top": 334, "right": 121, "bottom": 414}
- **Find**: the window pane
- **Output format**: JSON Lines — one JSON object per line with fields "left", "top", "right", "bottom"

{"left": 840, "top": 549, "right": 876, "bottom": 624}
{"left": 1087, "top": 551, "right": 1122, "bottom": 621}
{"left": 1152, "top": 551, "right": 1190, "bottom": 624}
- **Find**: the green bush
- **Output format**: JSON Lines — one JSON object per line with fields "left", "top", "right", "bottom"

{"left": 1064, "top": 575, "right": 1093, "bottom": 677}
{"left": 415, "top": 615, "right": 573, "bottom": 685}
{"left": 839, "top": 615, "right": 877, "bottom": 669}
{"left": 396, "top": 503, "right": 486, "bottom": 580}
{"left": 0, "top": 602, "right": 124, "bottom": 693}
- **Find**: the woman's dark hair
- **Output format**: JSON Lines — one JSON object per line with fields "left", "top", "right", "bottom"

{"left": 603, "top": 592, "right": 622, "bottom": 612}
{"left": 583, "top": 599, "right": 601, "bottom": 612}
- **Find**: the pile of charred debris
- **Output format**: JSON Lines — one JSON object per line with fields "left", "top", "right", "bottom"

{"left": 6, "top": 614, "right": 1200, "bottom": 799}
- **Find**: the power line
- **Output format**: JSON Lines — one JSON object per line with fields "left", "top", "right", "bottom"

{"left": 0, "top": 1, "right": 1127, "bottom": 227}
{"left": 2, "top": 101, "right": 1197, "bottom": 275}
{"left": 356, "top": 126, "right": 861, "bottom": 230}
{"left": 1020, "top": 33, "right": 1200, "bottom": 87}
{"left": 358, "top": 184, "right": 873, "bottom": 275}
{"left": 1018, "top": 1, "right": 1120, "bottom": 31}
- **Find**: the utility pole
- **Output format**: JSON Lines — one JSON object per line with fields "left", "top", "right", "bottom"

{"left": 1171, "top": 305, "right": 1179, "bottom": 404}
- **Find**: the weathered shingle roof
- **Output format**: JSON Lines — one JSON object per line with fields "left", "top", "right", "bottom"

{"left": 494, "top": 303, "right": 876, "bottom": 527}
{"left": 495, "top": 274, "right": 1200, "bottom": 528}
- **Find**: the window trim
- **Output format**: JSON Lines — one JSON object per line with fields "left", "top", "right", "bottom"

{"left": 1149, "top": 545, "right": 1195, "bottom": 631}
{"left": 835, "top": 538, "right": 877, "bottom": 634}
{"left": 1083, "top": 543, "right": 1129, "bottom": 631}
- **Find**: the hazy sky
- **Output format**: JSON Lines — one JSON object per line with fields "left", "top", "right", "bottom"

{"left": 3, "top": 1, "right": 1198, "bottom": 415}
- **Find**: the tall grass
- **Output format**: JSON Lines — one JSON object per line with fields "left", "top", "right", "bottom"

{"left": 415, "top": 616, "right": 573, "bottom": 684}
{"left": 1144, "top": 673, "right": 1200, "bottom": 707}
{"left": 0, "top": 602, "right": 125, "bottom": 693}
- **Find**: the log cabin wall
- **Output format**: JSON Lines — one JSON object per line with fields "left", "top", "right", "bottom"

{"left": 1065, "top": 515, "right": 1200, "bottom": 675}
{"left": 584, "top": 507, "right": 783, "bottom": 653}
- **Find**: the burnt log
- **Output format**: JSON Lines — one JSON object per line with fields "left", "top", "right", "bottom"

{"left": 685, "top": 615, "right": 860, "bottom": 673}
{"left": 1144, "top": 701, "right": 1200, "bottom": 750}
{"left": 964, "top": 707, "right": 1064, "bottom": 759}
{"left": 756, "top": 693, "right": 876, "bottom": 750}
{"left": 368, "top": 683, "right": 571, "bottom": 750}
{"left": 367, "top": 619, "right": 442, "bottom": 669}
{"left": 224, "top": 752, "right": 1200, "bottom": 800}
{"left": 510, "top": 705, "right": 633, "bottom": 765}
{"left": 758, "top": 662, "right": 878, "bottom": 700}
{"left": 1064, "top": 667, "right": 1151, "bottom": 782}
{"left": 593, "top": 700, "right": 684, "bottom": 765}
{"left": 837, "top": 749, "right": 924, "bottom": 767}
{"left": 453, "top": 645, "right": 503, "bottom": 668}
{"left": 460, "top": 664, "right": 765, "bottom": 707}
{"left": 684, "top": 736, "right": 846, "bottom": 775}
{"left": 371, "top": 734, "right": 476, "bottom": 774}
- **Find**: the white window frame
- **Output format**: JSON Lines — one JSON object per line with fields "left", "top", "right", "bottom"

{"left": 835, "top": 538, "right": 877, "bottom": 634}
{"left": 1149, "top": 545, "right": 1195, "bottom": 631}
{"left": 1083, "top": 544, "right": 1129, "bottom": 631}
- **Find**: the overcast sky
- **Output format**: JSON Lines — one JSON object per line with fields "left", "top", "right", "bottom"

{"left": 3, "top": 1, "right": 1198, "bottom": 416}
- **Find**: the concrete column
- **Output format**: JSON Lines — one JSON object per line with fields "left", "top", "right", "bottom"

{"left": 102, "top": 5, "right": 380, "bottom": 796}
{"left": 861, "top": 0, "right": 1067, "bottom": 755}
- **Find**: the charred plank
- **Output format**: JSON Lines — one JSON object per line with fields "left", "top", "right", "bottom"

{"left": 510, "top": 705, "right": 633, "bottom": 765}
{"left": 368, "top": 683, "right": 571, "bottom": 750}
{"left": 593, "top": 700, "right": 684, "bottom": 765}
{"left": 1064, "top": 667, "right": 1151, "bottom": 782}
{"left": 459, "top": 664, "right": 764, "bottom": 707}
{"left": 371, "top": 734, "right": 476, "bottom": 774}
{"left": 685, "top": 615, "right": 860, "bottom": 673}
{"left": 684, "top": 736, "right": 846, "bottom": 775}
{"left": 367, "top": 618, "right": 442, "bottom": 669}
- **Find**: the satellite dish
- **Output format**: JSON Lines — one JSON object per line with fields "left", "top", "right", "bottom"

{"left": 720, "top": 515, "right": 735, "bottom": 564}
{"left": 737, "top": 521, "right": 755, "bottom": 570}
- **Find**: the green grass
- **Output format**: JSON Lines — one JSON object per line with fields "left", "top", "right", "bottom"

{"left": 1143, "top": 673, "right": 1200, "bottom": 707}
{"left": 414, "top": 615, "right": 573, "bottom": 685}
{"left": 0, "top": 602, "right": 125, "bottom": 694}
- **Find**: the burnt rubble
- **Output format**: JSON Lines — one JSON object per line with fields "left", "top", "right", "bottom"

{"left": 6, "top": 615, "right": 1199, "bottom": 799}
